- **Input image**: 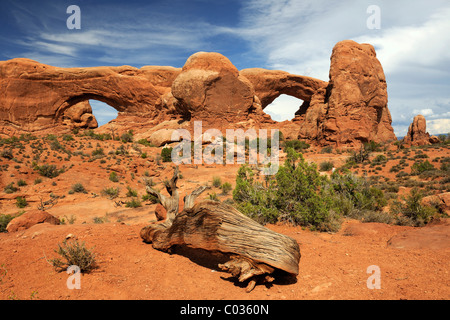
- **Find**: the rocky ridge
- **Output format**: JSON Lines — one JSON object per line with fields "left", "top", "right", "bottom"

{"left": 0, "top": 40, "right": 397, "bottom": 147}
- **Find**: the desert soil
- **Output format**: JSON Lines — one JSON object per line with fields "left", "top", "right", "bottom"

{"left": 0, "top": 136, "right": 449, "bottom": 300}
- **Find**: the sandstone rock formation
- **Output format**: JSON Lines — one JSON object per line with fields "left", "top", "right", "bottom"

{"left": 239, "top": 68, "right": 327, "bottom": 110}
{"left": 295, "top": 40, "right": 396, "bottom": 146}
{"left": 6, "top": 210, "right": 60, "bottom": 232}
{"left": 171, "top": 52, "right": 262, "bottom": 127}
{"left": 62, "top": 100, "right": 98, "bottom": 129}
{"left": 0, "top": 40, "right": 397, "bottom": 147}
{"left": 402, "top": 114, "right": 439, "bottom": 146}
{"left": 0, "top": 58, "right": 179, "bottom": 134}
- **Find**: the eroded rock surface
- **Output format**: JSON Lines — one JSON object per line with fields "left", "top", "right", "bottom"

{"left": 0, "top": 40, "right": 397, "bottom": 146}
{"left": 402, "top": 114, "right": 439, "bottom": 146}
{"left": 296, "top": 40, "right": 396, "bottom": 146}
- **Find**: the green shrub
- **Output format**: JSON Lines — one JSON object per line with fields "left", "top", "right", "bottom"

{"left": 91, "top": 148, "right": 104, "bottom": 156}
{"left": 0, "top": 212, "right": 23, "bottom": 232}
{"left": 232, "top": 147, "right": 389, "bottom": 232}
{"left": 115, "top": 145, "right": 128, "bottom": 155}
{"left": 209, "top": 192, "right": 219, "bottom": 201}
{"left": 109, "top": 171, "right": 119, "bottom": 182}
{"left": 233, "top": 148, "right": 338, "bottom": 231}
{"left": 212, "top": 176, "right": 222, "bottom": 188}
{"left": 45, "top": 134, "right": 57, "bottom": 141}
{"left": 49, "top": 140, "right": 64, "bottom": 151}
{"left": 120, "top": 131, "right": 133, "bottom": 143}
{"left": 386, "top": 184, "right": 400, "bottom": 193}
{"left": 92, "top": 216, "right": 108, "bottom": 224}
{"left": 1, "top": 149, "right": 13, "bottom": 159}
{"left": 35, "top": 164, "right": 64, "bottom": 178}
{"left": 83, "top": 130, "right": 112, "bottom": 141}
{"left": 17, "top": 179, "right": 27, "bottom": 187}
{"left": 60, "top": 215, "right": 77, "bottom": 225}
{"left": 327, "top": 171, "right": 387, "bottom": 215}
{"left": 411, "top": 160, "right": 434, "bottom": 175}
{"left": 440, "top": 158, "right": 450, "bottom": 172}
{"left": 101, "top": 187, "right": 120, "bottom": 199}
{"left": 320, "top": 146, "right": 333, "bottom": 154}
{"left": 283, "top": 140, "right": 310, "bottom": 152}
{"left": 137, "top": 139, "right": 154, "bottom": 147}
{"left": 347, "top": 146, "right": 370, "bottom": 164}
{"left": 221, "top": 182, "right": 232, "bottom": 194}
{"left": 71, "top": 183, "right": 87, "bottom": 194}
{"left": 142, "top": 192, "right": 160, "bottom": 204}
{"left": 62, "top": 134, "right": 74, "bottom": 141}
{"left": 126, "top": 186, "right": 138, "bottom": 197}
{"left": 437, "top": 133, "right": 450, "bottom": 144}
{"left": 15, "top": 197, "right": 28, "bottom": 208}
{"left": 275, "top": 150, "right": 332, "bottom": 228}
{"left": 390, "top": 188, "right": 438, "bottom": 226}
{"left": 319, "top": 161, "right": 334, "bottom": 172}
{"left": 4, "top": 182, "right": 18, "bottom": 194}
{"left": 48, "top": 239, "right": 96, "bottom": 272}
{"left": 161, "top": 147, "right": 173, "bottom": 162}
{"left": 125, "top": 198, "right": 142, "bottom": 208}
{"left": 372, "top": 154, "right": 387, "bottom": 165}
{"left": 364, "top": 141, "right": 381, "bottom": 152}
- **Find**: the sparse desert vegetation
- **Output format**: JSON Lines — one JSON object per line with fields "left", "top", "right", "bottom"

{"left": 0, "top": 130, "right": 449, "bottom": 300}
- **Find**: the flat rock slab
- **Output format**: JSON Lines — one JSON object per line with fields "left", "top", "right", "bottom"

{"left": 387, "top": 219, "right": 450, "bottom": 250}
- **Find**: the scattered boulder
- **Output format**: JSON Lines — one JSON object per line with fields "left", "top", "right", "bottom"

{"left": 429, "top": 135, "right": 440, "bottom": 144}
{"left": 6, "top": 210, "right": 60, "bottom": 232}
{"left": 154, "top": 203, "right": 167, "bottom": 221}
{"left": 171, "top": 52, "right": 257, "bottom": 127}
{"left": 422, "top": 192, "right": 450, "bottom": 215}
{"left": 149, "top": 128, "right": 181, "bottom": 147}
{"left": 154, "top": 196, "right": 185, "bottom": 221}
{"left": 62, "top": 100, "right": 98, "bottom": 129}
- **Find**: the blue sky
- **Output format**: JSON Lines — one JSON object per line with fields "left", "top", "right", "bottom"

{"left": 1, "top": 0, "right": 449, "bottom": 136}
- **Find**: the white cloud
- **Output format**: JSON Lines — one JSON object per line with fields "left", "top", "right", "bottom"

{"left": 427, "top": 119, "right": 450, "bottom": 135}
{"left": 232, "top": 0, "right": 450, "bottom": 137}
{"left": 14, "top": 38, "right": 78, "bottom": 57}
{"left": 355, "top": 6, "right": 450, "bottom": 75}
{"left": 413, "top": 109, "right": 434, "bottom": 117}
{"left": 5, "top": 2, "right": 226, "bottom": 67}
{"left": 263, "top": 94, "right": 304, "bottom": 122}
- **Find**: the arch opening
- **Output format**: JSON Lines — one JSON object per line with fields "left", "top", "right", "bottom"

{"left": 263, "top": 94, "right": 305, "bottom": 122}
{"left": 89, "top": 100, "right": 119, "bottom": 127}
{"left": 59, "top": 95, "right": 121, "bottom": 129}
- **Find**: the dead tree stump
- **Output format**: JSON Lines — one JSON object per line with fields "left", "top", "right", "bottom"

{"left": 140, "top": 166, "right": 301, "bottom": 292}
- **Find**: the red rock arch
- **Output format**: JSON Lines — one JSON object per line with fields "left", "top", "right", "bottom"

{"left": 239, "top": 68, "right": 327, "bottom": 110}
{"left": 0, "top": 58, "right": 164, "bottom": 132}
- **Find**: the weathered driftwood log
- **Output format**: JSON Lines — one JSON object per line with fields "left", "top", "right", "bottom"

{"left": 140, "top": 166, "right": 301, "bottom": 292}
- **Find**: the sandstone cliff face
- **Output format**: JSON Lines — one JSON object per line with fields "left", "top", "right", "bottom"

{"left": 297, "top": 40, "right": 396, "bottom": 146}
{"left": 171, "top": 52, "right": 259, "bottom": 127}
{"left": 0, "top": 58, "right": 178, "bottom": 134}
{"left": 0, "top": 40, "right": 397, "bottom": 147}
